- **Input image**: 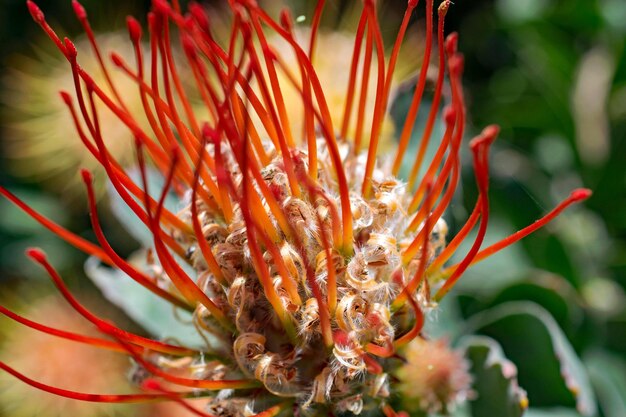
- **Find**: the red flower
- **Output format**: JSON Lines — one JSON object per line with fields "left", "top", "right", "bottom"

{"left": 1, "top": 0, "right": 590, "bottom": 415}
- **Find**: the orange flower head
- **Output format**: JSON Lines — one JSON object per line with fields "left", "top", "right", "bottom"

{"left": 0, "top": 0, "right": 592, "bottom": 415}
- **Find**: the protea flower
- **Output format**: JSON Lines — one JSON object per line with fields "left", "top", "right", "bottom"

{"left": 2, "top": 33, "right": 138, "bottom": 197}
{"left": 396, "top": 338, "right": 473, "bottom": 414}
{"left": 0, "top": 295, "right": 133, "bottom": 417}
{"left": 0, "top": 0, "right": 591, "bottom": 416}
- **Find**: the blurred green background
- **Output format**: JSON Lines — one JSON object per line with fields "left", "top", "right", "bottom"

{"left": 0, "top": 0, "right": 625, "bottom": 416}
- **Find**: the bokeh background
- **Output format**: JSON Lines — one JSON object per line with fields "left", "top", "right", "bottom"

{"left": 0, "top": 0, "right": 625, "bottom": 416}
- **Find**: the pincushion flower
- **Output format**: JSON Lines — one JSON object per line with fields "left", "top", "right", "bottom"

{"left": 397, "top": 338, "right": 473, "bottom": 414}
{"left": 2, "top": 33, "right": 138, "bottom": 197}
{"left": 0, "top": 292, "right": 207, "bottom": 417}
{"left": 2, "top": 30, "right": 207, "bottom": 198}
{"left": 0, "top": 295, "right": 133, "bottom": 417}
{"left": 0, "top": 0, "right": 592, "bottom": 416}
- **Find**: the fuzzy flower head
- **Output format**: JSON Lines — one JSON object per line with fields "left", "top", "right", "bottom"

{"left": 0, "top": 296, "right": 132, "bottom": 417}
{"left": 397, "top": 338, "right": 473, "bottom": 414}
{"left": 0, "top": 0, "right": 592, "bottom": 416}
{"left": 2, "top": 33, "right": 138, "bottom": 196}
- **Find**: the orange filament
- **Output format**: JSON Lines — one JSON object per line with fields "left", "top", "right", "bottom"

{"left": 72, "top": 0, "right": 129, "bottom": 113}
{"left": 275, "top": 13, "right": 318, "bottom": 179}
{"left": 434, "top": 125, "right": 499, "bottom": 300}
{"left": 0, "top": 305, "right": 125, "bottom": 354}
{"left": 251, "top": 6, "right": 355, "bottom": 252}
{"left": 0, "top": 361, "right": 173, "bottom": 403}
{"left": 189, "top": 137, "right": 227, "bottom": 286}
{"left": 438, "top": 188, "right": 592, "bottom": 278}
{"left": 407, "top": 1, "right": 450, "bottom": 189}
{"left": 340, "top": 12, "right": 367, "bottom": 140}
{"left": 238, "top": 158, "right": 298, "bottom": 343}
{"left": 308, "top": 0, "right": 326, "bottom": 59}
{"left": 136, "top": 147, "right": 231, "bottom": 330}
{"left": 82, "top": 169, "right": 193, "bottom": 311}
{"left": 391, "top": 0, "right": 434, "bottom": 176}
{"left": 26, "top": 248, "right": 197, "bottom": 357}
{"left": 395, "top": 182, "right": 434, "bottom": 308}
{"left": 140, "top": 379, "right": 220, "bottom": 417}
{"left": 82, "top": 81, "right": 188, "bottom": 257}
{"left": 91, "top": 320, "right": 259, "bottom": 391}
{"left": 362, "top": 3, "right": 391, "bottom": 198}
{"left": 393, "top": 284, "right": 425, "bottom": 348}
{"left": 0, "top": 186, "right": 111, "bottom": 264}
{"left": 354, "top": 23, "right": 374, "bottom": 152}
{"left": 61, "top": 90, "right": 192, "bottom": 245}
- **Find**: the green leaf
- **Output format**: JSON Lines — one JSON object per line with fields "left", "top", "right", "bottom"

{"left": 584, "top": 351, "right": 626, "bottom": 417}
{"left": 605, "top": 313, "right": 626, "bottom": 354}
{"left": 523, "top": 408, "right": 583, "bottom": 417}
{"left": 84, "top": 253, "right": 207, "bottom": 348}
{"left": 459, "top": 336, "right": 528, "bottom": 417}
{"left": 486, "top": 273, "right": 583, "bottom": 333}
{"left": 464, "top": 302, "right": 596, "bottom": 416}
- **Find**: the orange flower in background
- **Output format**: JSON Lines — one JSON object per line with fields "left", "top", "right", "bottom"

{"left": 0, "top": 0, "right": 591, "bottom": 415}
{"left": 0, "top": 295, "right": 132, "bottom": 417}
{"left": 2, "top": 34, "right": 138, "bottom": 197}
{"left": 397, "top": 338, "right": 474, "bottom": 414}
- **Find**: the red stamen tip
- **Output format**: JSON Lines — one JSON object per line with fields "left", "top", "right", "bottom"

{"left": 59, "top": 91, "right": 72, "bottom": 105}
{"left": 571, "top": 188, "right": 592, "bottom": 202}
{"left": 279, "top": 9, "right": 293, "bottom": 31}
{"left": 148, "top": 12, "right": 162, "bottom": 33}
{"left": 445, "top": 32, "right": 458, "bottom": 56}
{"left": 63, "top": 37, "right": 78, "bottom": 59}
{"left": 153, "top": 0, "right": 171, "bottom": 15}
{"left": 183, "top": 15, "right": 194, "bottom": 31}
{"left": 189, "top": 3, "right": 210, "bottom": 33}
{"left": 231, "top": 3, "right": 246, "bottom": 20}
{"left": 481, "top": 124, "right": 500, "bottom": 144}
{"left": 126, "top": 16, "right": 142, "bottom": 42}
{"left": 470, "top": 124, "right": 500, "bottom": 150}
{"left": 80, "top": 169, "right": 93, "bottom": 183}
{"left": 25, "top": 247, "right": 47, "bottom": 263}
{"left": 26, "top": 1, "right": 44, "bottom": 24}
{"left": 449, "top": 54, "right": 464, "bottom": 77}
{"left": 71, "top": 0, "right": 87, "bottom": 20}
{"left": 443, "top": 105, "right": 456, "bottom": 125}
{"left": 408, "top": 0, "right": 418, "bottom": 8}
{"left": 439, "top": 0, "right": 451, "bottom": 15}
{"left": 469, "top": 136, "right": 483, "bottom": 151}
{"left": 110, "top": 52, "right": 124, "bottom": 68}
